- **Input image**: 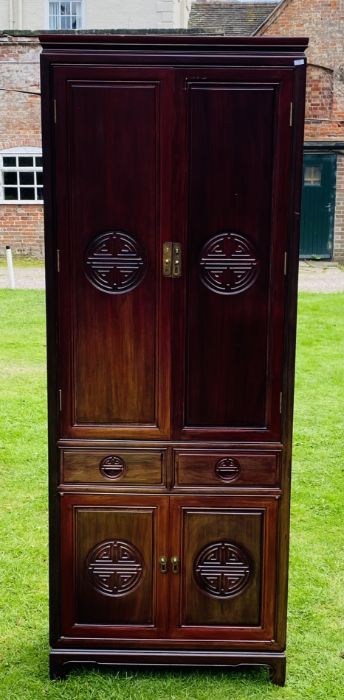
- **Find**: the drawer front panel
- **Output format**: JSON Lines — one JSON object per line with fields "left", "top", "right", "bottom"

{"left": 62, "top": 450, "right": 166, "bottom": 486}
{"left": 174, "top": 452, "right": 279, "bottom": 487}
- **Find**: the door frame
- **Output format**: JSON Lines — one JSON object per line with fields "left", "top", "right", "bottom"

{"left": 300, "top": 144, "right": 339, "bottom": 260}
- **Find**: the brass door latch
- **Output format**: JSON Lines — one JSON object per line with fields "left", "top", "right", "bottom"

{"left": 163, "top": 242, "right": 182, "bottom": 278}
{"left": 159, "top": 555, "right": 180, "bottom": 574}
{"left": 170, "top": 555, "right": 180, "bottom": 574}
{"left": 159, "top": 555, "right": 168, "bottom": 573}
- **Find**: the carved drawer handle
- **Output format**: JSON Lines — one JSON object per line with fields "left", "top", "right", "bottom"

{"left": 99, "top": 455, "right": 126, "bottom": 480}
{"left": 215, "top": 457, "right": 240, "bottom": 482}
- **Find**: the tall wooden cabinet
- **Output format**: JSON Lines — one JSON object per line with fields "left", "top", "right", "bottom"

{"left": 40, "top": 34, "right": 307, "bottom": 685}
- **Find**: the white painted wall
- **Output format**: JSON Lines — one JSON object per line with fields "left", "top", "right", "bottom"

{"left": 0, "top": 2, "right": 8, "bottom": 28}
{"left": 173, "top": 0, "right": 191, "bottom": 28}
{"left": 0, "top": 0, "right": 44, "bottom": 29}
{"left": 86, "top": 1, "right": 172, "bottom": 29}
{"left": 0, "top": 0, "right": 191, "bottom": 30}
{"left": 23, "top": 0, "right": 45, "bottom": 29}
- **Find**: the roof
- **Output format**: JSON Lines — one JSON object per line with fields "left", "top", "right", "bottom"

{"left": 188, "top": 2, "right": 279, "bottom": 36}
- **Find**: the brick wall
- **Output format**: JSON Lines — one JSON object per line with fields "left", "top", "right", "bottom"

{"left": 334, "top": 154, "right": 344, "bottom": 260}
{"left": 0, "top": 35, "right": 43, "bottom": 257}
{"left": 258, "top": 0, "right": 344, "bottom": 259}
{"left": 0, "top": 204, "right": 44, "bottom": 256}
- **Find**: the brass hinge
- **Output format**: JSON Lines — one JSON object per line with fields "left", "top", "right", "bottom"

{"left": 279, "top": 392, "right": 283, "bottom": 414}
{"left": 289, "top": 101, "right": 293, "bottom": 127}
{"left": 284, "top": 251, "right": 287, "bottom": 276}
{"left": 163, "top": 242, "right": 182, "bottom": 278}
{"left": 58, "top": 389, "right": 62, "bottom": 412}
{"left": 57, "top": 249, "right": 60, "bottom": 273}
{"left": 53, "top": 99, "right": 57, "bottom": 124}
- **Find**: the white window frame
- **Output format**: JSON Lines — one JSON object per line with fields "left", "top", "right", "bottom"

{"left": 47, "top": 1, "right": 84, "bottom": 30}
{"left": 0, "top": 147, "right": 43, "bottom": 205}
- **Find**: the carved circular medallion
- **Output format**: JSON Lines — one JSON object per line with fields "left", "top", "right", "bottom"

{"left": 87, "top": 539, "right": 144, "bottom": 596}
{"left": 99, "top": 455, "right": 126, "bottom": 480}
{"left": 215, "top": 457, "right": 241, "bottom": 482}
{"left": 84, "top": 231, "right": 145, "bottom": 294}
{"left": 194, "top": 542, "right": 251, "bottom": 598}
{"left": 199, "top": 232, "right": 260, "bottom": 295}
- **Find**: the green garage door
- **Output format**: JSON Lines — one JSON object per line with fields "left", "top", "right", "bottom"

{"left": 300, "top": 154, "right": 336, "bottom": 259}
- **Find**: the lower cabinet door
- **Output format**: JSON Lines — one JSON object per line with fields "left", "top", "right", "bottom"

{"left": 59, "top": 494, "right": 169, "bottom": 639}
{"left": 169, "top": 496, "right": 278, "bottom": 642}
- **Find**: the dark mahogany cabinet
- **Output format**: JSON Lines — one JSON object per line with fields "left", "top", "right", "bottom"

{"left": 40, "top": 33, "right": 307, "bottom": 685}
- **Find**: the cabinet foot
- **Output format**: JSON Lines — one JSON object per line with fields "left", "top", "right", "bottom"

{"left": 49, "top": 655, "right": 67, "bottom": 680}
{"left": 269, "top": 657, "right": 286, "bottom": 686}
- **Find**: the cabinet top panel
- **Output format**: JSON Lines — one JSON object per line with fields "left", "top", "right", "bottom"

{"left": 39, "top": 32, "right": 308, "bottom": 54}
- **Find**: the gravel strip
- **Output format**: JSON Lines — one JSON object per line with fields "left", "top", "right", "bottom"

{"left": 0, "top": 266, "right": 45, "bottom": 289}
{"left": 0, "top": 262, "right": 343, "bottom": 293}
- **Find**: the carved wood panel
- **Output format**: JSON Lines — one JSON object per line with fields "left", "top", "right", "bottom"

{"left": 54, "top": 67, "right": 173, "bottom": 439}
{"left": 172, "top": 69, "right": 293, "bottom": 441}
{"left": 60, "top": 494, "right": 169, "bottom": 637}
{"left": 169, "top": 496, "right": 278, "bottom": 640}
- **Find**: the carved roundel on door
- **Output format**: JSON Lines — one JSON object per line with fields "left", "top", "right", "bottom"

{"left": 199, "top": 232, "right": 260, "bottom": 295}
{"left": 194, "top": 542, "right": 252, "bottom": 598}
{"left": 87, "top": 539, "right": 144, "bottom": 596}
{"left": 84, "top": 231, "right": 145, "bottom": 294}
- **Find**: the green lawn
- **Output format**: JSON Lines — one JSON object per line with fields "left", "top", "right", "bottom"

{"left": 0, "top": 290, "right": 343, "bottom": 699}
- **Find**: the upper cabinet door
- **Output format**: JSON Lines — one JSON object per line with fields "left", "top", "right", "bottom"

{"left": 53, "top": 67, "right": 173, "bottom": 439}
{"left": 172, "top": 68, "right": 294, "bottom": 442}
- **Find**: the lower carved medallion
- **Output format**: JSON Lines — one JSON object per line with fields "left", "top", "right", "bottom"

{"left": 87, "top": 539, "right": 144, "bottom": 596}
{"left": 199, "top": 232, "right": 260, "bottom": 295}
{"left": 84, "top": 231, "right": 145, "bottom": 294}
{"left": 194, "top": 542, "right": 252, "bottom": 598}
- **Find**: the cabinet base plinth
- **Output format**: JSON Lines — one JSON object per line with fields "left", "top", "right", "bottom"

{"left": 49, "top": 649, "right": 286, "bottom": 686}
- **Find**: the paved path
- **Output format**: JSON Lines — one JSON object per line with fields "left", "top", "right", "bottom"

{"left": 298, "top": 261, "right": 344, "bottom": 293}
{"left": 0, "top": 266, "right": 45, "bottom": 289}
{"left": 0, "top": 261, "right": 343, "bottom": 292}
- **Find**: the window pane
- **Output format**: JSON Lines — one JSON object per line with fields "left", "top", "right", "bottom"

{"left": 304, "top": 165, "right": 321, "bottom": 186}
{"left": 3, "top": 156, "right": 16, "bottom": 167}
{"left": 37, "top": 187, "right": 44, "bottom": 200}
{"left": 49, "top": 14, "right": 58, "bottom": 30}
{"left": 18, "top": 156, "right": 33, "bottom": 167}
{"left": 4, "top": 172, "right": 18, "bottom": 185}
{"left": 36, "top": 172, "right": 43, "bottom": 185}
{"left": 20, "top": 187, "right": 35, "bottom": 200}
{"left": 20, "top": 172, "right": 35, "bottom": 185}
{"left": 35, "top": 157, "right": 43, "bottom": 167}
{"left": 4, "top": 187, "right": 18, "bottom": 200}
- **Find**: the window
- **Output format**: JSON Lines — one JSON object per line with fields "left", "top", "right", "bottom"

{"left": 49, "top": 1, "right": 83, "bottom": 30}
{"left": 304, "top": 165, "right": 322, "bottom": 186}
{"left": 0, "top": 149, "right": 43, "bottom": 203}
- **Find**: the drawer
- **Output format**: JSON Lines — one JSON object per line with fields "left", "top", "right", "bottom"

{"left": 61, "top": 449, "right": 166, "bottom": 486}
{"left": 174, "top": 451, "right": 279, "bottom": 487}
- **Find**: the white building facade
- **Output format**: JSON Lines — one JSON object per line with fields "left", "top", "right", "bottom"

{"left": 0, "top": 1, "right": 191, "bottom": 30}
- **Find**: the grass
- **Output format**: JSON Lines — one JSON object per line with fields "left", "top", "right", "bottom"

{"left": 0, "top": 290, "right": 343, "bottom": 699}
{"left": 0, "top": 255, "right": 44, "bottom": 267}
